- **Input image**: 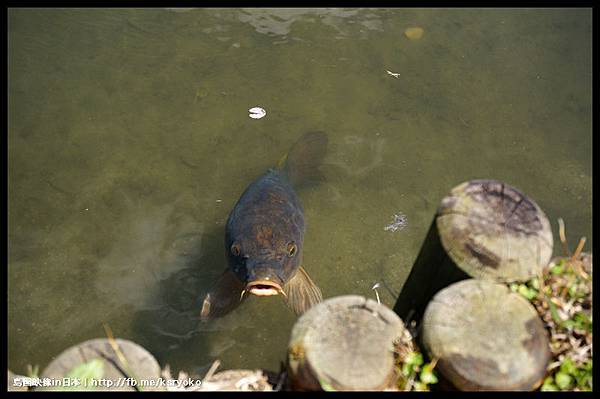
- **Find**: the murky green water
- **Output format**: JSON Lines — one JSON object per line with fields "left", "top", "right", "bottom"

{"left": 8, "top": 8, "right": 592, "bottom": 377}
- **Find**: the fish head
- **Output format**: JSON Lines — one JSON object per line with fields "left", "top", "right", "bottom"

{"left": 226, "top": 223, "right": 303, "bottom": 297}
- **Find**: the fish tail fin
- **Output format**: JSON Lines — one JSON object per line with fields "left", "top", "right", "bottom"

{"left": 282, "top": 266, "right": 323, "bottom": 316}
{"left": 279, "top": 131, "right": 328, "bottom": 188}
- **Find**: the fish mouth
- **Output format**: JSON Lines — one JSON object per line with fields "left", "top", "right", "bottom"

{"left": 245, "top": 280, "right": 285, "bottom": 297}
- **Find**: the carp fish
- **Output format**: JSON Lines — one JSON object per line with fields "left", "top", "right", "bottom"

{"left": 201, "top": 131, "right": 328, "bottom": 319}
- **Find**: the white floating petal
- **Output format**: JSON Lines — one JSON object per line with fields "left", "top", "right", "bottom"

{"left": 248, "top": 107, "right": 266, "bottom": 119}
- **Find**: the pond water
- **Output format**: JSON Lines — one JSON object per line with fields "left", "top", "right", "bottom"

{"left": 8, "top": 8, "right": 592, "bottom": 377}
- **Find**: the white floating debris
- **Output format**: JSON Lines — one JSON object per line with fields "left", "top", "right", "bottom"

{"left": 248, "top": 107, "right": 266, "bottom": 119}
{"left": 386, "top": 70, "right": 400, "bottom": 78}
{"left": 372, "top": 282, "right": 381, "bottom": 304}
{"left": 384, "top": 212, "right": 408, "bottom": 232}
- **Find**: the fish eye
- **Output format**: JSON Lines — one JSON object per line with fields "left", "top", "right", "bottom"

{"left": 287, "top": 242, "right": 297, "bottom": 257}
{"left": 230, "top": 243, "right": 241, "bottom": 257}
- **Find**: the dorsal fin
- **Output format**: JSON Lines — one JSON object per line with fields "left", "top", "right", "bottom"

{"left": 278, "top": 131, "right": 328, "bottom": 188}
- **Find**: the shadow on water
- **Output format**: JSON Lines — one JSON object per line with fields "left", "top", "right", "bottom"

{"left": 129, "top": 223, "right": 230, "bottom": 376}
{"left": 393, "top": 218, "right": 470, "bottom": 327}
{"left": 128, "top": 210, "right": 295, "bottom": 377}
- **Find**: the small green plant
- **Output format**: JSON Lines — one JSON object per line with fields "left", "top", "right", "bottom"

{"left": 26, "top": 364, "right": 39, "bottom": 379}
{"left": 514, "top": 219, "right": 592, "bottom": 392}
{"left": 540, "top": 358, "right": 592, "bottom": 392}
{"left": 60, "top": 358, "right": 105, "bottom": 391}
{"left": 317, "top": 376, "right": 338, "bottom": 391}
{"left": 396, "top": 350, "right": 438, "bottom": 391}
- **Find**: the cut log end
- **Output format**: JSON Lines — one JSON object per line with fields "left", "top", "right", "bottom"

{"left": 287, "top": 295, "right": 412, "bottom": 391}
{"left": 422, "top": 279, "right": 550, "bottom": 391}
{"left": 39, "top": 338, "right": 162, "bottom": 391}
{"left": 437, "top": 179, "right": 553, "bottom": 282}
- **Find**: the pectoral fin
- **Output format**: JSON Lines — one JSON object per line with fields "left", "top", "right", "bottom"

{"left": 282, "top": 266, "right": 323, "bottom": 316}
{"left": 200, "top": 269, "right": 246, "bottom": 321}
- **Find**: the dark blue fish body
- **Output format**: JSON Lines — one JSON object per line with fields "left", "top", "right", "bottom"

{"left": 225, "top": 169, "right": 304, "bottom": 287}
{"left": 201, "top": 132, "right": 327, "bottom": 318}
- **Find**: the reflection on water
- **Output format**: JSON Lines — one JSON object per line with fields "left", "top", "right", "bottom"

{"left": 8, "top": 8, "right": 591, "bottom": 376}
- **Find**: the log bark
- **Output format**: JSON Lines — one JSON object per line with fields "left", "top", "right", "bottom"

{"left": 421, "top": 279, "right": 551, "bottom": 391}
{"left": 287, "top": 295, "right": 412, "bottom": 391}
{"left": 436, "top": 179, "right": 553, "bottom": 282}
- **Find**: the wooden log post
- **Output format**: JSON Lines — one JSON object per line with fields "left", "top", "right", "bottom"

{"left": 38, "top": 338, "right": 163, "bottom": 391}
{"left": 394, "top": 179, "right": 553, "bottom": 324}
{"left": 421, "top": 279, "right": 551, "bottom": 391}
{"left": 437, "top": 179, "right": 553, "bottom": 282}
{"left": 287, "top": 295, "right": 413, "bottom": 391}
